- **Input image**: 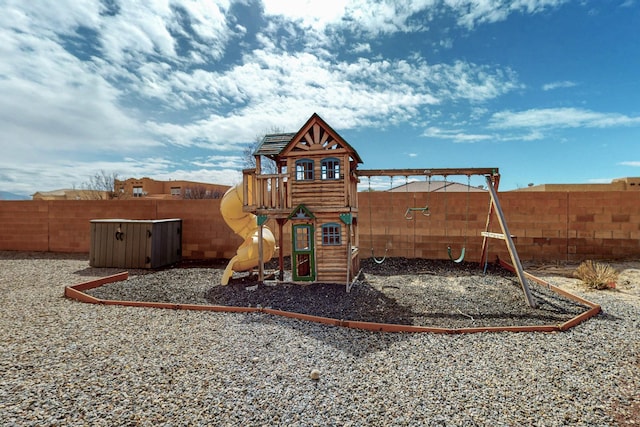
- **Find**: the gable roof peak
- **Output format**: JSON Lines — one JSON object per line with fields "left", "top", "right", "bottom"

{"left": 281, "top": 113, "right": 363, "bottom": 163}
{"left": 253, "top": 113, "right": 363, "bottom": 164}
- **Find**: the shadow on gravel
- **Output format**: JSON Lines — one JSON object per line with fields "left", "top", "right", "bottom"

{"left": 205, "top": 279, "right": 418, "bottom": 325}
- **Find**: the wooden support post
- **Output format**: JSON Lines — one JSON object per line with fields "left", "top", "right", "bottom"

{"left": 277, "top": 218, "right": 286, "bottom": 281}
{"left": 346, "top": 222, "right": 351, "bottom": 289}
{"left": 480, "top": 175, "right": 499, "bottom": 268}
{"left": 258, "top": 224, "right": 264, "bottom": 282}
{"left": 485, "top": 176, "right": 537, "bottom": 308}
{"left": 257, "top": 214, "right": 268, "bottom": 283}
{"left": 340, "top": 213, "right": 353, "bottom": 290}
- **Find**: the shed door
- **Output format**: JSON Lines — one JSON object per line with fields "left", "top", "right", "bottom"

{"left": 292, "top": 224, "right": 315, "bottom": 281}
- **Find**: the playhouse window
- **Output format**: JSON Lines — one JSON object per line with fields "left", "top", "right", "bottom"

{"left": 294, "top": 225, "right": 311, "bottom": 250}
{"left": 321, "top": 158, "right": 340, "bottom": 180}
{"left": 295, "top": 159, "right": 314, "bottom": 180}
{"left": 322, "top": 223, "right": 341, "bottom": 245}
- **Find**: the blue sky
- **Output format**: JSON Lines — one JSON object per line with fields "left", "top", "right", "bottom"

{"left": 1, "top": 0, "right": 639, "bottom": 196}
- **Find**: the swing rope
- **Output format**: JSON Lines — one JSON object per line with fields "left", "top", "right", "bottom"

{"left": 368, "top": 176, "right": 391, "bottom": 264}
{"left": 446, "top": 176, "right": 470, "bottom": 263}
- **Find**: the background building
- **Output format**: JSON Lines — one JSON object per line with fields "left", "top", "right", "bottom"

{"left": 513, "top": 177, "right": 640, "bottom": 192}
{"left": 114, "top": 178, "right": 230, "bottom": 199}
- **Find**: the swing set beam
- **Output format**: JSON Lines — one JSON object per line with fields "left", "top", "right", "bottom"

{"left": 357, "top": 167, "right": 499, "bottom": 178}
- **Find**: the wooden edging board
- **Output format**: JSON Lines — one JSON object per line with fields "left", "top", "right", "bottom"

{"left": 64, "top": 267, "right": 602, "bottom": 334}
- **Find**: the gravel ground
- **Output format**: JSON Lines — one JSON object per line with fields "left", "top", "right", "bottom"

{"left": 1, "top": 251, "right": 639, "bottom": 426}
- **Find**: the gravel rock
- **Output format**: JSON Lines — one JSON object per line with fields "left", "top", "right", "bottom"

{"left": 1, "top": 251, "right": 638, "bottom": 426}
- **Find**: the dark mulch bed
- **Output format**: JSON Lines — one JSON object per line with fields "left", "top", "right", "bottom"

{"left": 204, "top": 258, "right": 590, "bottom": 328}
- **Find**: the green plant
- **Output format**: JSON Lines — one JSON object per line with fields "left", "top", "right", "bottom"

{"left": 573, "top": 260, "right": 618, "bottom": 290}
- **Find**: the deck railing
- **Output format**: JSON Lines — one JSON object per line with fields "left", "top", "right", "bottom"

{"left": 242, "top": 170, "right": 290, "bottom": 211}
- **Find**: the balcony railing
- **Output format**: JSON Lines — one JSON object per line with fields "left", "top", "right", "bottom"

{"left": 242, "top": 170, "right": 290, "bottom": 211}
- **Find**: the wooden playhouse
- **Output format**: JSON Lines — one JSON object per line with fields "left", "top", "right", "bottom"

{"left": 243, "top": 113, "right": 362, "bottom": 284}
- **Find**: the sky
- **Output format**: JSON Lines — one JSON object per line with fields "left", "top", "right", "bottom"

{"left": 1, "top": 0, "right": 639, "bottom": 197}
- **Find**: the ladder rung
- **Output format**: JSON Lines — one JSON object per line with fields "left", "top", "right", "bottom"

{"left": 481, "top": 231, "right": 516, "bottom": 240}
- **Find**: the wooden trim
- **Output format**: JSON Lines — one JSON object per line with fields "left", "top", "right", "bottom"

{"left": 65, "top": 266, "right": 600, "bottom": 334}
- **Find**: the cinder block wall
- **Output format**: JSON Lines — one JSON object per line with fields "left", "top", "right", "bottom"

{"left": 0, "top": 201, "right": 49, "bottom": 251}
{"left": 0, "top": 200, "right": 241, "bottom": 259}
{"left": 358, "top": 191, "right": 640, "bottom": 262}
{"left": 1, "top": 191, "right": 639, "bottom": 262}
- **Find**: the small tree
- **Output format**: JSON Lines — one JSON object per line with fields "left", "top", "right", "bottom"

{"left": 80, "top": 170, "right": 120, "bottom": 200}
{"left": 183, "top": 185, "right": 224, "bottom": 199}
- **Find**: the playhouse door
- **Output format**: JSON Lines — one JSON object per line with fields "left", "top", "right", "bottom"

{"left": 292, "top": 224, "right": 315, "bottom": 281}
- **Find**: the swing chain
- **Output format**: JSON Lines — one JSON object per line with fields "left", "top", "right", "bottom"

{"left": 446, "top": 175, "right": 470, "bottom": 263}
{"left": 368, "top": 176, "right": 391, "bottom": 264}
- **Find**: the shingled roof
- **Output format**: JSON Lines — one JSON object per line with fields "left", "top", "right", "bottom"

{"left": 252, "top": 113, "right": 363, "bottom": 164}
{"left": 253, "top": 133, "right": 296, "bottom": 160}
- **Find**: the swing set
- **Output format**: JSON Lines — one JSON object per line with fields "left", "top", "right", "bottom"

{"left": 359, "top": 167, "right": 537, "bottom": 308}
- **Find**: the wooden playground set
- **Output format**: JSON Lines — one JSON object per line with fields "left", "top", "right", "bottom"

{"left": 224, "top": 113, "right": 536, "bottom": 306}
{"left": 65, "top": 113, "right": 602, "bottom": 333}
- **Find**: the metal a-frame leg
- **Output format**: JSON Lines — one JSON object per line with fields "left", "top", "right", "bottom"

{"left": 484, "top": 176, "right": 538, "bottom": 308}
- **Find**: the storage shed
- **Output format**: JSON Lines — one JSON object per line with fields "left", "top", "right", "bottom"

{"left": 90, "top": 219, "right": 182, "bottom": 269}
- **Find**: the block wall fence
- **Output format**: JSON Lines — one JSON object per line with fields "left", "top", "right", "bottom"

{"left": 1, "top": 191, "right": 639, "bottom": 263}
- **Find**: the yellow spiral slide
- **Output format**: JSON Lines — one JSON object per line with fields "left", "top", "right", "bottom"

{"left": 219, "top": 183, "right": 276, "bottom": 285}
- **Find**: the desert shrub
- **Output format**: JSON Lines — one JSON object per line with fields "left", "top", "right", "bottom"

{"left": 573, "top": 260, "right": 618, "bottom": 290}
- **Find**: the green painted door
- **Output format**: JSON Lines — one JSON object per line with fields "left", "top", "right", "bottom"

{"left": 292, "top": 224, "right": 315, "bottom": 281}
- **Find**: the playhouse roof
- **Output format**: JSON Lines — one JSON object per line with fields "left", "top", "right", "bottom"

{"left": 254, "top": 113, "right": 363, "bottom": 164}
{"left": 253, "top": 132, "right": 297, "bottom": 159}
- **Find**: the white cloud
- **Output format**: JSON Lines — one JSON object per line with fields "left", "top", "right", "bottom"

{"left": 153, "top": 168, "right": 242, "bottom": 186}
{"left": 2, "top": 0, "right": 526, "bottom": 154}
{"left": 1, "top": 0, "right": 554, "bottom": 195}
{"left": 490, "top": 108, "right": 640, "bottom": 129}
{"left": 444, "top": 0, "right": 569, "bottom": 29}
{"left": 143, "top": 49, "right": 520, "bottom": 146}
{"left": 262, "top": 0, "right": 350, "bottom": 31}
{"left": 0, "top": 156, "right": 176, "bottom": 194}
{"left": 542, "top": 80, "right": 577, "bottom": 91}
{"left": 619, "top": 161, "right": 640, "bottom": 167}
{"left": 0, "top": 30, "right": 159, "bottom": 162}
{"left": 423, "top": 126, "right": 493, "bottom": 142}
{"left": 191, "top": 155, "right": 245, "bottom": 169}
{"left": 2, "top": 0, "right": 103, "bottom": 36}
{"left": 261, "top": 0, "right": 564, "bottom": 38}
{"left": 97, "top": 1, "right": 233, "bottom": 64}
{"left": 261, "top": 0, "right": 437, "bottom": 36}
{"left": 351, "top": 42, "right": 372, "bottom": 53}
